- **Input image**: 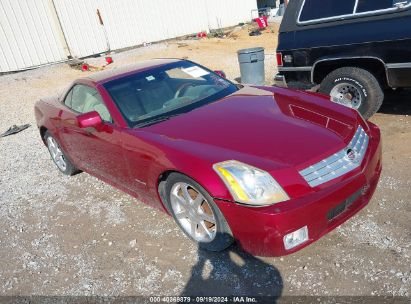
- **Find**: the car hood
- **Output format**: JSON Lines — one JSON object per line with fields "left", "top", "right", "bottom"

{"left": 140, "top": 86, "right": 359, "bottom": 170}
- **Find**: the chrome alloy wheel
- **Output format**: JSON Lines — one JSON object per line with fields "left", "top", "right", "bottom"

{"left": 47, "top": 136, "right": 67, "bottom": 171}
{"left": 330, "top": 82, "right": 363, "bottom": 110}
{"left": 170, "top": 182, "right": 217, "bottom": 242}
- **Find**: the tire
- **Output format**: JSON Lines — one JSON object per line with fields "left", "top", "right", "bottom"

{"left": 44, "top": 131, "right": 80, "bottom": 176}
{"left": 164, "top": 172, "right": 233, "bottom": 252}
{"left": 319, "top": 67, "right": 384, "bottom": 120}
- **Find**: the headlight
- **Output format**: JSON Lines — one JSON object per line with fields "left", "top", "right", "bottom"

{"left": 213, "top": 160, "right": 289, "bottom": 206}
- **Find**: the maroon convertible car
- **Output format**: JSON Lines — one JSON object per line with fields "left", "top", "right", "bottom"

{"left": 34, "top": 59, "right": 382, "bottom": 256}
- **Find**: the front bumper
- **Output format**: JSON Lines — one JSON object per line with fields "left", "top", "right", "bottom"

{"left": 215, "top": 123, "right": 382, "bottom": 257}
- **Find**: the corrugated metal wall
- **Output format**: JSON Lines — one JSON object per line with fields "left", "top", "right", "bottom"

{"left": 0, "top": 0, "right": 67, "bottom": 72}
{"left": 54, "top": 0, "right": 257, "bottom": 58}
{"left": 205, "top": 0, "right": 256, "bottom": 29}
{"left": 98, "top": 0, "right": 211, "bottom": 51}
{"left": 1, "top": 0, "right": 257, "bottom": 72}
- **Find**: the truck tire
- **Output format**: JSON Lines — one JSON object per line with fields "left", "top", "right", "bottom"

{"left": 319, "top": 67, "right": 384, "bottom": 120}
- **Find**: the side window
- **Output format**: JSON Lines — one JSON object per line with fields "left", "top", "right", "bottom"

{"left": 356, "top": 0, "right": 395, "bottom": 13}
{"left": 71, "top": 85, "right": 89, "bottom": 112}
{"left": 299, "top": 0, "right": 356, "bottom": 22}
{"left": 64, "top": 85, "right": 112, "bottom": 122}
{"left": 299, "top": 0, "right": 411, "bottom": 23}
{"left": 64, "top": 89, "right": 73, "bottom": 108}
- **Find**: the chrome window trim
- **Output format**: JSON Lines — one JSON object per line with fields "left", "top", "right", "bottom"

{"left": 297, "top": 0, "right": 411, "bottom": 25}
{"left": 299, "top": 126, "right": 369, "bottom": 187}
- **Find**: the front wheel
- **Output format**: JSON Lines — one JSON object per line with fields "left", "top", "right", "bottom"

{"left": 44, "top": 131, "right": 80, "bottom": 176}
{"left": 165, "top": 173, "right": 233, "bottom": 252}
{"left": 319, "top": 67, "right": 384, "bottom": 120}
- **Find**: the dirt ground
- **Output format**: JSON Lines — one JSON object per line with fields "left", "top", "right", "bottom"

{"left": 0, "top": 23, "right": 410, "bottom": 300}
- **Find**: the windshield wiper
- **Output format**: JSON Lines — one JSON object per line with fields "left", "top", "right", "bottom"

{"left": 134, "top": 113, "right": 181, "bottom": 128}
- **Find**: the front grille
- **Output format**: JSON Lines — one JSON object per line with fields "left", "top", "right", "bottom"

{"left": 299, "top": 126, "right": 369, "bottom": 187}
{"left": 327, "top": 188, "right": 362, "bottom": 221}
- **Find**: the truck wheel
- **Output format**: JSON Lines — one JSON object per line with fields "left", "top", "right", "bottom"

{"left": 319, "top": 67, "right": 384, "bottom": 119}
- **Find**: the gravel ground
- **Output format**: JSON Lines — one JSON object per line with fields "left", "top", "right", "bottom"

{"left": 0, "top": 24, "right": 410, "bottom": 300}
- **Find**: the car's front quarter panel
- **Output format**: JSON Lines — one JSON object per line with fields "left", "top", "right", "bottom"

{"left": 120, "top": 129, "right": 236, "bottom": 212}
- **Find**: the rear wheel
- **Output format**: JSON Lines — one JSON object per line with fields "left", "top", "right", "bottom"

{"left": 44, "top": 131, "right": 79, "bottom": 176}
{"left": 165, "top": 173, "right": 233, "bottom": 252}
{"left": 319, "top": 67, "right": 384, "bottom": 119}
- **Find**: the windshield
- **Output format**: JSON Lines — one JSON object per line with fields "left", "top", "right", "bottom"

{"left": 103, "top": 61, "right": 238, "bottom": 127}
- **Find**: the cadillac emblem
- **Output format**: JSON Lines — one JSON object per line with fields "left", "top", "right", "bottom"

{"left": 345, "top": 148, "right": 358, "bottom": 163}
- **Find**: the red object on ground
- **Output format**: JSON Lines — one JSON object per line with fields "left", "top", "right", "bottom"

{"left": 34, "top": 59, "right": 382, "bottom": 257}
{"left": 81, "top": 64, "right": 89, "bottom": 71}
{"left": 105, "top": 56, "right": 113, "bottom": 65}
{"left": 255, "top": 16, "right": 268, "bottom": 28}
{"left": 197, "top": 32, "right": 207, "bottom": 38}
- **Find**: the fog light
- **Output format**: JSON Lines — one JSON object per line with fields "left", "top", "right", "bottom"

{"left": 283, "top": 226, "right": 308, "bottom": 250}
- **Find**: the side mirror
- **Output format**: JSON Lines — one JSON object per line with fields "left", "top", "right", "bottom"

{"left": 77, "top": 111, "right": 102, "bottom": 129}
{"left": 214, "top": 70, "right": 226, "bottom": 78}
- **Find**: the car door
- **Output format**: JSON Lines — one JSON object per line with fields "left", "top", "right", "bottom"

{"left": 58, "top": 84, "right": 130, "bottom": 185}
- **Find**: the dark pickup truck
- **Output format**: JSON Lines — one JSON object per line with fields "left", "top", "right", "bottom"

{"left": 275, "top": 0, "right": 411, "bottom": 119}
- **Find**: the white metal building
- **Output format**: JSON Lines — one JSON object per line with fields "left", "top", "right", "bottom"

{"left": 0, "top": 0, "right": 257, "bottom": 73}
